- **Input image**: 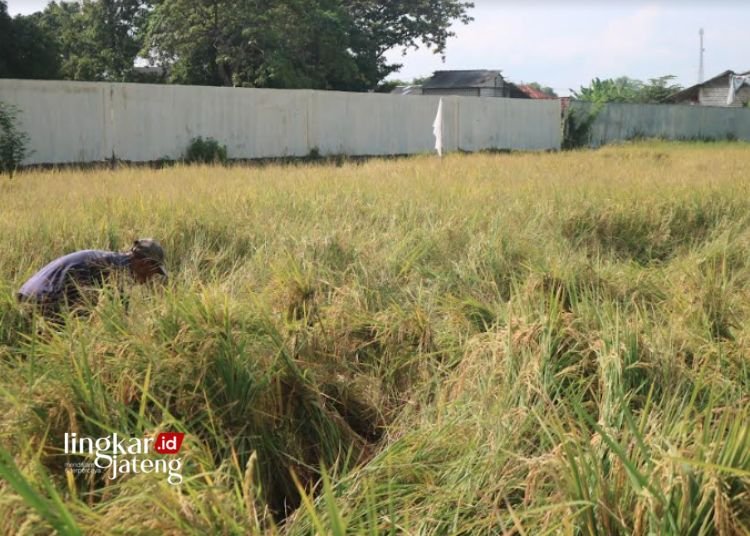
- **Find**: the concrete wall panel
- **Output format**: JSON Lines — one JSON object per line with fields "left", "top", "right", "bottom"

{"left": 571, "top": 101, "right": 750, "bottom": 146}
{"left": 109, "top": 84, "right": 311, "bottom": 160}
{"left": 304, "top": 91, "right": 460, "bottom": 156}
{"left": 458, "top": 97, "right": 561, "bottom": 151}
{"left": 1, "top": 79, "right": 561, "bottom": 164}
{"left": 0, "top": 79, "right": 111, "bottom": 163}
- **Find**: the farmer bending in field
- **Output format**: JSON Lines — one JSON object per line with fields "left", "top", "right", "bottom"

{"left": 17, "top": 238, "right": 168, "bottom": 321}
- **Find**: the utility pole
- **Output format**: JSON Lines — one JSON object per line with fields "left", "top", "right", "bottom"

{"left": 698, "top": 28, "right": 705, "bottom": 83}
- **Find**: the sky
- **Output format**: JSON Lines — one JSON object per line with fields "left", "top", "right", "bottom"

{"left": 7, "top": 0, "right": 750, "bottom": 96}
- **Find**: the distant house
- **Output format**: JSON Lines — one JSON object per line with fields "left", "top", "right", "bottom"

{"left": 420, "top": 70, "right": 530, "bottom": 98}
{"left": 667, "top": 70, "right": 750, "bottom": 107}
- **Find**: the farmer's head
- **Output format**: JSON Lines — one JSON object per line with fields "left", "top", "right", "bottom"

{"left": 129, "top": 238, "right": 168, "bottom": 283}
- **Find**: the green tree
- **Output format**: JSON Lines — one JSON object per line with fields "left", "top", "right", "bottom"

{"left": 143, "top": 0, "right": 262, "bottom": 87}
{"left": 0, "top": 2, "right": 61, "bottom": 79}
{"left": 345, "top": 0, "right": 474, "bottom": 88}
{"left": 40, "top": 0, "right": 149, "bottom": 81}
{"left": 0, "top": 1, "right": 14, "bottom": 77}
{"left": 573, "top": 75, "right": 682, "bottom": 104}
{"left": 143, "top": 0, "right": 473, "bottom": 90}
{"left": 0, "top": 101, "right": 31, "bottom": 177}
{"left": 572, "top": 77, "right": 642, "bottom": 103}
{"left": 638, "top": 75, "right": 683, "bottom": 103}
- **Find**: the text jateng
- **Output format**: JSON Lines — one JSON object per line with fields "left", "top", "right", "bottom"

{"left": 64, "top": 432, "right": 185, "bottom": 485}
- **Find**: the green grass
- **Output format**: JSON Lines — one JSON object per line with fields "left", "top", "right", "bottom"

{"left": 1, "top": 141, "right": 749, "bottom": 534}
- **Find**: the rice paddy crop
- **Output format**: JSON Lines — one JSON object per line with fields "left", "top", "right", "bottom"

{"left": 1, "top": 141, "right": 749, "bottom": 534}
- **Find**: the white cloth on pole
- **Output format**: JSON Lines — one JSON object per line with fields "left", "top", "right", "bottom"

{"left": 433, "top": 98, "right": 444, "bottom": 157}
{"left": 727, "top": 74, "right": 750, "bottom": 105}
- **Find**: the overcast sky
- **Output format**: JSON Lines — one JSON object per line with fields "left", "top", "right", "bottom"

{"left": 7, "top": 0, "right": 750, "bottom": 96}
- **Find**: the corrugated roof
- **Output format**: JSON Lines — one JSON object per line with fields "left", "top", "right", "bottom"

{"left": 667, "top": 69, "right": 750, "bottom": 102}
{"left": 422, "top": 70, "right": 504, "bottom": 89}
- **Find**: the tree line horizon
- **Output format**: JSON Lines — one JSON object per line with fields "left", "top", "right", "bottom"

{"left": 1, "top": 0, "right": 682, "bottom": 102}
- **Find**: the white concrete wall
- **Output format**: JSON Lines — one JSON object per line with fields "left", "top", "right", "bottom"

{"left": 458, "top": 97, "right": 561, "bottom": 151}
{"left": 3, "top": 80, "right": 112, "bottom": 163}
{"left": 0, "top": 79, "right": 561, "bottom": 164}
{"left": 570, "top": 101, "right": 750, "bottom": 146}
{"left": 109, "top": 83, "right": 311, "bottom": 161}
{"left": 307, "top": 91, "right": 458, "bottom": 155}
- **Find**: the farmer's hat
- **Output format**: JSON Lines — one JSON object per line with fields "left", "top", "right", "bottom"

{"left": 131, "top": 238, "right": 168, "bottom": 276}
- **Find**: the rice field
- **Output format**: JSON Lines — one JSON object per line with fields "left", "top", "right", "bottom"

{"left": 1, "top": 141, "right": 749, "bottom": 535}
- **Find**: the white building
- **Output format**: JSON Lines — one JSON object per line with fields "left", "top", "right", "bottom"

{"left": 668, "top": 70, "right": 750, "bottom": 107}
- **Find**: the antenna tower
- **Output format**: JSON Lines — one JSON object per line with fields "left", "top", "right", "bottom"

{"left": 698, "top": 28, "right": 705, "bottom": 83}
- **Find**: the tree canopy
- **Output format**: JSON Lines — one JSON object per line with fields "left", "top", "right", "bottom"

{"left": 1, "top": 0, "right": 474, "bottom": 90}
{"left": 142, "top": 0, "right": 474, "bottom": 90}
{"left": 0, "top": 1, "right": 60, "bottom": 79}
{"left": 39, "top": 0, "right": 149, "bottom": 81}
{"left": 572, "top": 76, "right": 683, "bottom": 104}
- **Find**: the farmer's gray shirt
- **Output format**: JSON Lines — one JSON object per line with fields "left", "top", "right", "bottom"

{"left": 18, "top": 250, "right": 130, "bottom": 306}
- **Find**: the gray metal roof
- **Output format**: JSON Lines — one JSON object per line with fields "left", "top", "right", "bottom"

{"left": 668, "top": 69, "right": 750, "bottom": 101}
{"left": 422, "top": 70, "right": 504, "bottom": 89}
